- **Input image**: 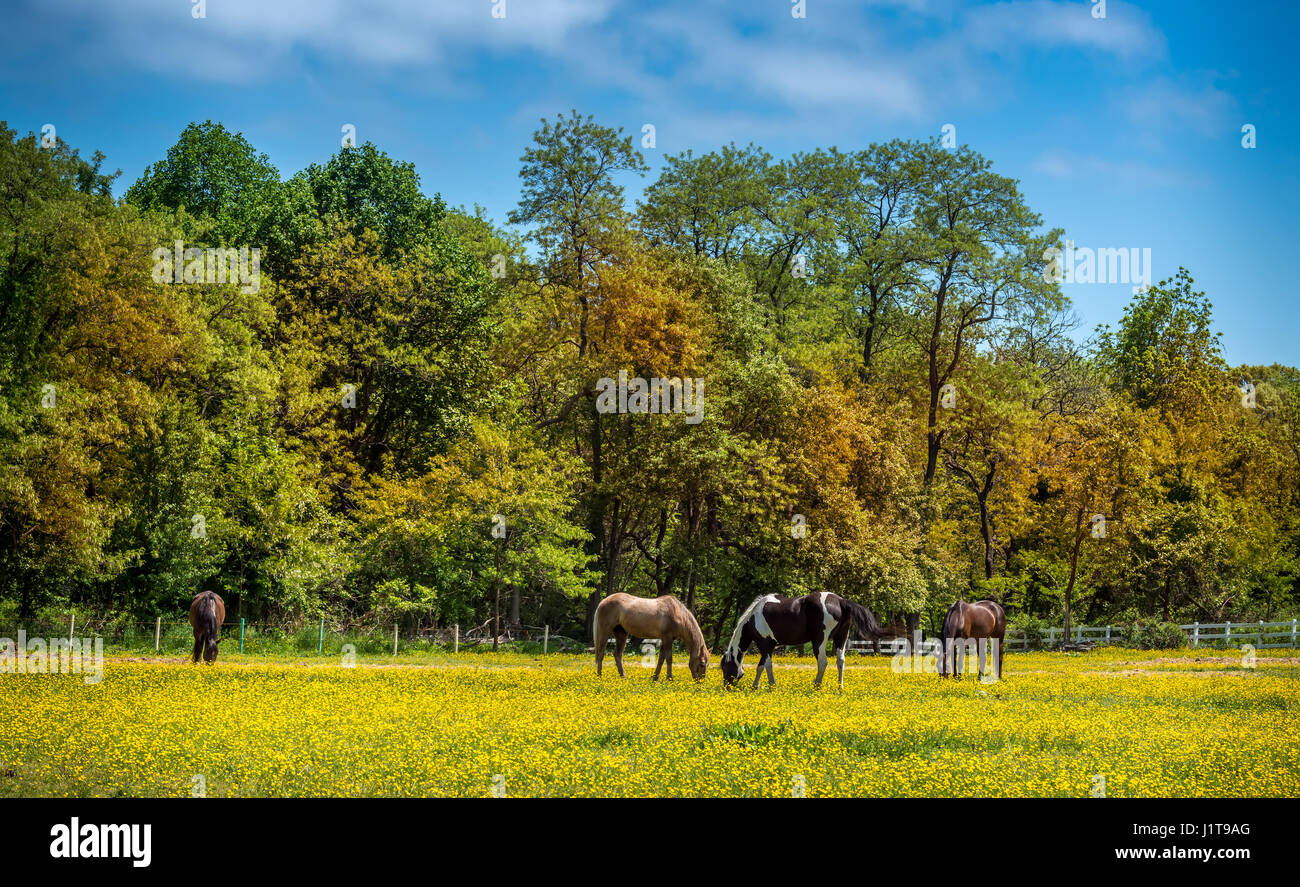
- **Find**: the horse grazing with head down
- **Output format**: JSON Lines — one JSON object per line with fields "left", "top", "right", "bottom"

{"left": 939, "top": 599, "right": 1006, "bottom": 680}
{"left": 189, "top": 591, "right": 225, "bottom": 664}
{"left": 721, "top": 592, "right": 890, "bottom": 690}
{"left": 594, "top": 593, "right": 710, "bottom": 681}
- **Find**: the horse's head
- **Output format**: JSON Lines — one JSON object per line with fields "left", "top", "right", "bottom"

{"left": 204, "top": 635, "right": 220, "bottom": 663}
{"left": 720, "top": 649, "right": 742, "bottom": 686}
{"left": 690, "top": 646, "right": 710, "bottom": 681}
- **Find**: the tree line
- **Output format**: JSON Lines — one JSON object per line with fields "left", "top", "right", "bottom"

{"left": 0, "top": 113, "right": 1295, "bottom": 645}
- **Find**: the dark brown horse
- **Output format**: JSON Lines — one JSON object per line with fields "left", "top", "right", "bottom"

{"left": 939, "top": 599, "right": 1006, "bottom": 680}
{"left": 188, "top": 591, "right": 225, "bottom": 664}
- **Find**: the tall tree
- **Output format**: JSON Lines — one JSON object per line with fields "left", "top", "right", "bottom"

{"left": 904, "top": 141, "right": 1063, "bottom": 485}
{"left": 507, "top": 111, "right": 647, "bottom": 634}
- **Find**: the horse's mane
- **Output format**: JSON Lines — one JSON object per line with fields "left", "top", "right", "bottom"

{"left": 669, "top": 597, "right": 708, "bottom": 655}
{"left": 727, "top": 594, "right": 774, "bottom": 656}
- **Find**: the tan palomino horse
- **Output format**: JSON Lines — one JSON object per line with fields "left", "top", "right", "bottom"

{"left": 594, "top": 593, "right": 710, "bottom": 680}
{"left": 189, "top": 591, "right": 226, "bottom": 663}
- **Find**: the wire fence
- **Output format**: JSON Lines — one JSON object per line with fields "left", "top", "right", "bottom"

{"left": 5, "top": 616, "right": 1296, "bottom": 659}
{"left": 0, "top": 618, "right": 589, "bottom": 658}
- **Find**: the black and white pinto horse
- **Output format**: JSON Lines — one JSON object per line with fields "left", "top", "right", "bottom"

{"left": 721, "top": 592, "right": 889, "bottom": 690}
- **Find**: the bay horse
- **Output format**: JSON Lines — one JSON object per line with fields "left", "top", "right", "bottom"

{"left": 939, "top": 599, "right": 1006, "bottom": 680}
{"left": 594, "top": 593, "right": 710, "bottom": 681}
{"left": 720, "top": 592, "right": 889, "bottom": 690}
{"left": 188, "top": 591, "right": 225, "bottom": 664}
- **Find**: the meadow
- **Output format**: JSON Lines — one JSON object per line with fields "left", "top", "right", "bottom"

{"left": 3, "top": 648, "right": 1298, "bottom": 798}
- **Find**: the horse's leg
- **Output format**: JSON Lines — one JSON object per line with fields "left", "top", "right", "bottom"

{"left": 653, "top": 640, "right": 666, "bottom": 681}
{"left": 765, "top": 654, "right": 775, "bottom": 687}
{"left": 833, "top": 623, "right": 850, "bottom": 690}
{"left": 191, "top": 636, "right": 202, "bottom": 664}
{"left": 613, "top": 628, "right": 628, "bottom": 678}
{"left": 752, "top": 646, "right": 768, "bottom": 691}
{"left": 664, "top": 639, "right": 673, "bottom": 681}
{"left": 814, "top": 635, "right": 828, "bottom": 688}
{"left": 997, "top": 633, "right": 1005, "bottom": 680}
{"left": 594, "top": 621, "right": 609, "bottom": 676}
{"left": 977, "top": 636, "right": 986, "bottom": 680}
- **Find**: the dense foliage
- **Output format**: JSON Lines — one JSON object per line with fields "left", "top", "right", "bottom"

{"left": 1, "top": 116, "right": 1296, "bottom": 642}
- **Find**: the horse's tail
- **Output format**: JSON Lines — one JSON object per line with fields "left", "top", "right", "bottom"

{"left": 843, "top": 598, "right": 887, "bottom": 640}
{"left": 938, "top": 601, "right": 967, "bottom": 675}
{"left": 198, "top": 595, "right": 220, "bottom": 660}
{"left": 941, "top": 600, "right": 964, "bottom": 638}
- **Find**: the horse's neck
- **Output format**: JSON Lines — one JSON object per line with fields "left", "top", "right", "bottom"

{"left": 676, "top": 613, "right": 704, "bottom": 655}
{"left": 728, "top": 624, "right": 753, "bottom": 659}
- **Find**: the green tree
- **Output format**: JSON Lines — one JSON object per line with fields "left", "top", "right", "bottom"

{"left": 125, "top": 121, "right": 283, "bottom": 249}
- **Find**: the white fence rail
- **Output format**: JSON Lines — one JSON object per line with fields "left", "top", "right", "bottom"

{"left": 843, "top": 620, "right": 1299, "bottom": 654}
{"left": 1178, "top": 620, "right": 1299, "bottom": 649}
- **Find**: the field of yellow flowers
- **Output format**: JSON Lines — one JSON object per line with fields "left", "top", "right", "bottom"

{"left": 3, "top": 648, "right": 1297, "bottom": 797}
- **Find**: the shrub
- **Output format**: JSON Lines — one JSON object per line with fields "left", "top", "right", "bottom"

{"left": 1007, "top": 614, "right": 1051, "bottom": 651}
{"left": 1117, "top": 618, "right": 1188, "bottom": 650}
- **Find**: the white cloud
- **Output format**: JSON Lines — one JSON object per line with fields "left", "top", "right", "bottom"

{"left": 1030, "top": 149, "right": 1194, "bottom": 187}
{"left": 963, "top": 0, "right": 1166, "bottom": 59}
{"left": 51, "top": 0, "right": 618, "bottom": 82}
{"left": 1119, "top": 77, "right": 1238, "bottom": 139}
{"left": 16, "top": 0, "right": 1183, "bottom": 135}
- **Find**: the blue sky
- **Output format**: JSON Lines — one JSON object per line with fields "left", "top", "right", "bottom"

{"left": 2, "top": 0, "right": 1295, "bottom": 365}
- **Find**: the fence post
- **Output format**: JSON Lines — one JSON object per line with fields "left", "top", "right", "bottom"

{"left": 1105, "top": 625, "right": 1111, "bottom": 643}
{"left": 1259, "top": 620, "right": 1264, "bottom": 648}
{"left": 1075, "top": 624, "right": 1082, "bottom": 642}
{"left": 454, "top": 623, "right": 459, "bottom": 654}
{"left": 239, "top": 618, "right": 245, "bottom": 654}
{"left": 543, "top": 624, "right": 549, "bottom": 655}
{"left": 318, "top": 618, "right": 324, "bottom": 654}
{"left": 155, "top": 617, "right": 161, "bottom": 652}
{"left": 1048, "top": 628, "right": 1056, "bottom": 647}
{"left": 1225, "top": 620, "right": 1232, "bottom": 648}
{"left": 68, "top": 614, "right": 75, "bottom": 643}
{"left": 393, "top": 625, "right": 399, "bottom": 657}
{"left": 1192, "top": 622, "right": 1200, "bottom": 648}
{"left": 1292, "top": 619, "right": 1297, "bottom": 647}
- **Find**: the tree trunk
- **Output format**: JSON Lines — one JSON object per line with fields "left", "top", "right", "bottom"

{"left": 923, "top": 285, "right": 946, "bottom": 485}
{"left": 585, "top": 401, "right": 605, "bottom": 639}
{"left": 978, "top": 492, "right": 994, "bottom": 580}
{"left": 493, "top": 539, "right": 502, "bottom": 653}
{"left": 1063, "top": 509, "right": 1085, "bottom": 642}
{"left": 860, "top": 293, "right": 879, "bottom": 385}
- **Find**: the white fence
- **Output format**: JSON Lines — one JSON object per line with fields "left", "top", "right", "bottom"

{"left": 847, "top": 637, "right": 913, "bottom": 655}
{"left": 843, "top": 620, "right": 1300, "bottom": 654}
{"left": 1179, "top": 620, "right": 1300, "bottom": 649}
{"left": 999, "top": 620, "right": 1299, "bottom": 651}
